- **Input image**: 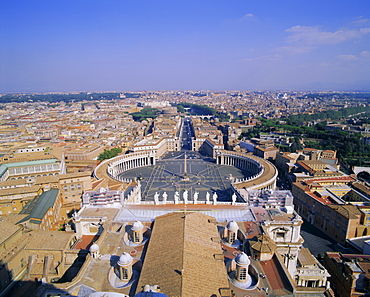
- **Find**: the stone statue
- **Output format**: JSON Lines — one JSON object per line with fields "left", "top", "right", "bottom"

{"left": 213, "top": 192, "right": 218, "bottom": 204}
{"left": 183, "top": 190, "right": 188, "bottom": 204}
{"left": 232, "top": 193, "right": 237, "bottom": 204}
{"left": 206, "top": 192, "right": 210, "bottom": 204}
{"left": 193, "top": 191, "right": 199, "bottom": 204}
{"left": 162, "top": 191, "right": 168, "bottom": 204}
{"left": 154, "top": 192, "right": 159, "bottom": 204}
{"left": 174, "top": 191, "right": 180, "bottom": 204}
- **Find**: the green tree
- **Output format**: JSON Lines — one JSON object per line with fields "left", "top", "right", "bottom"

{"left": 98, "top": 147, "right": 122, "bottom": 161}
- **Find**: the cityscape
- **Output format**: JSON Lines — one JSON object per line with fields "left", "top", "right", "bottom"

{"left": 1, "top": 0, "right": 370, "bottom": 297}
{"left": 0, "top": 90, "right": 370, "bottom": 297}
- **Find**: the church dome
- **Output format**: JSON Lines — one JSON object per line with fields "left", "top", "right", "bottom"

{"left": 89, "top": 243, "right": 99, "bottom": 253}
{"left": 132, "top": 221, "right": 144, "bottom": 232}
{"left": 118, "top": 252, "right": 133, "bottom": 267}
{"left": 227, "top": 220, "right": 239, "bottom": 232}
{"left": 235, "top": 252, "right": 250, "bottom": 266}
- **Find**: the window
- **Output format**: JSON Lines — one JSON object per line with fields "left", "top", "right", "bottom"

{"left": 122, "top": 268, "right": 128, "bottom": 280}
{"left": 134, "top": 232, "right": 140, "bottom": 243}
{"left": 239, "top": 268, "right": 247, "bottom": 280}
{"left": 276, "top": 232, "right": 285, "bottom": 238}
{"left": 229, "top": 232, "right": 236, "bottom": 242}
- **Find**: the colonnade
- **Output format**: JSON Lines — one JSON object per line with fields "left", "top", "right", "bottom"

{"left": 216, "top": 149, "right": 277, "bottom": 191}
{"left": 8, "top": 163, "right": 61, "bottom": 176}
{"left": 295, "top": 277, "right": 328, "bottom": 288}
{"left": 216, "top": 151, "right": 262, "bottom": 175}
{"left": 106, "top": 151, "right": 156, "bottom": 180}
{"left": 1, "top": 162, "right": 62, "bottom": 182}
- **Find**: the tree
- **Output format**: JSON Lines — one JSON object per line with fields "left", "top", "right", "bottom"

{"left": 315, "top": 121, "right": 327, "bottom": 131}
{"left": 98, "top": 147, "right": 122, "bottom": 161}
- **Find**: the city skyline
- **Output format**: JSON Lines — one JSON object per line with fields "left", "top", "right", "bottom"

{"left": 1, "top": 0, "right": 370, "bottom": 93}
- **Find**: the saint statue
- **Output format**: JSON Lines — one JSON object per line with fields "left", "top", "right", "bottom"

{"left": 206, "top": 192, "right": 210, "bottom": 203}
{"left": 174, "top": 191, "right": 180, "bottom": 204}
{"left": 232, "top": 193, "right": 237, "bottom": 203}
{"left": 213, "top": 192, "right": 218, "bottom": 204}
{"left": 183, "top": 190, "right": 188, "bottom": 204}
{"left": 162, "top": 191, "right": 168, "bottom": 203}
{"left": 193, "top": 191, "right": 199, "bottom": 204}
{"left": 154, "top": 192, "right": 159, "bottom": 204}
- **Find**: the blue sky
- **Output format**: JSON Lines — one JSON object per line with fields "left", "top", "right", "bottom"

{"left": 1, "top": 0, "right": 370, "bottom": 92}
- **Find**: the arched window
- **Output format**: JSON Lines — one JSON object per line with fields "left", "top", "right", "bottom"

{"left": 230, "top": 232, "right": 236, "bottom": 242}
{"left": 122, "top": 267, "right": 128, "bottom": 280}
{"left": 134, "top": 232, "right": 140, "bottom": 243}
{"left": 239, "top": 268, "right": 247, "bottom": 280}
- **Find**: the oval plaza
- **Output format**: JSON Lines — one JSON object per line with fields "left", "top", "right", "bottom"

{"left": 94, "top": 144, "right": 277, "bottom": 205}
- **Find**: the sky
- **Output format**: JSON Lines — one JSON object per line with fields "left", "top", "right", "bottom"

{"left": 0, "top": 0, "right": 370, "bottom": 93}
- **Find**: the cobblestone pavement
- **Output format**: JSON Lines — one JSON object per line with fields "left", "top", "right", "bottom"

{"left": 118, "top": 151, "right": 252, "bottom": 203}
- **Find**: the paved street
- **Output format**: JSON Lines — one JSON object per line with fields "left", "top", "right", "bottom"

{"left": 300, "top": 219, "right": 356, "bottom": 256}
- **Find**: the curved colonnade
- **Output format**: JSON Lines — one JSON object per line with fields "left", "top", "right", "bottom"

{"left": 215, "top": 150, "right": 277, "bottom": 191}
{"left": 94, "top": 151, "right": 156, "bottom": 182}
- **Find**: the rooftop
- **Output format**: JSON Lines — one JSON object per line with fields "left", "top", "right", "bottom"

{"left": 2, "top": 158, "right": 58, "bottom": 168}
{"left": 0, "top": 220, "right": 21, "bottom": 246}
{"left": 136, "top": 212, "right": 230, "bottom": 296}
{"left": 18, "top": 188, "right": 60, "bottom": 224}
{"left": 25, "top": 230, "right": 75, "bottom": 251}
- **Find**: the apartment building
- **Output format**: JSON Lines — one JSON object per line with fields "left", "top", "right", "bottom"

{"left": 292, "top": 177, "right": 370, "bottom": 244}
{"left": 58, "top": 172, "right": 93, "bottom": 219}
{"left": 324, "top": 252, "right": 370, "bottom": 297}
{"left": 129, "top": 137, "right": 180, "bottom": 159}
{"left": 64, "top": 144, "right": 104, "bottom": 161}
{"left": 254, "top": 145, "right": 279, "bottom": 161}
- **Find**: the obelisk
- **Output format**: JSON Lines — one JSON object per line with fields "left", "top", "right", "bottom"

{"left": 183, "top": 152, "right": 189, "bottom": 180}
